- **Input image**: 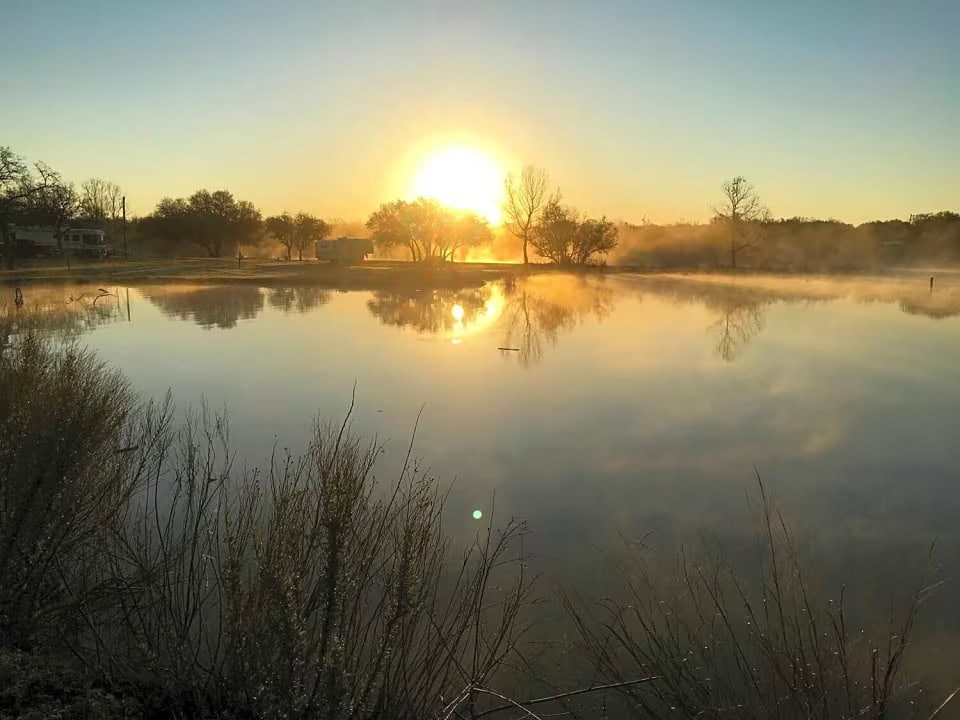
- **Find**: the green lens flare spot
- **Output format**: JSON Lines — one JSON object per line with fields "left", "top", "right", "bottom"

{"left": 472, "top": 509, "right": 483, "bottom": 520}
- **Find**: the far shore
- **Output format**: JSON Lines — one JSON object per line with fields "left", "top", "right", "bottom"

{"left": 0, "top": 256, "right": 953, "bottom": 290}
{"left": 0, "top": 257, "right": 526, "bottom": 290}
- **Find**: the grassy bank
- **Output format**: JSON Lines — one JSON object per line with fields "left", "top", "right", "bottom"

{"left": 0, "top": 257, "right": 528, "bottom": 289}
{"left": 3, "top": 256, "right": 954, "bottom": 292}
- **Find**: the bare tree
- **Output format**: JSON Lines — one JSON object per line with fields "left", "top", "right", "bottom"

{"left": 34, "top": 179, "right": 78, "bottom": 251}
{"left": 0, "top": 146, "right": 58, "bottom": 269}
{"left": 714, "top": 176, "right": 769, "bottom": 269}
{"left": 503, "top": 165, "right": 549, "bottom": 264}
{"left": 79, "top": 178, "right": 122, "bottom": 224}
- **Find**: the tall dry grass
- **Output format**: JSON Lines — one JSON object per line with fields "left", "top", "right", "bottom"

{"left": 0, "top": 337, "right": 536, "bottom": 718}
{"left": 0, "top": 333, "right": 168, "bottom": 650}
{"left": 0, "top": 335, "right": 953, "bottom": 718}
{"left": 562, "top": 480, "right": 944, "bottom": 719}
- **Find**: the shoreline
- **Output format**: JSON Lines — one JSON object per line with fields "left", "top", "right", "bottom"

{"left": 0, "top": 258, "right": 524, "bottom": 289}
{"left": 0, "top": 256, "right": 952, "bottom": 290}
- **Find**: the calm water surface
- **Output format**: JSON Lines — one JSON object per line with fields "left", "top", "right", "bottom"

{"left": 8, "top": 271, "right": 960, "bottom": 684}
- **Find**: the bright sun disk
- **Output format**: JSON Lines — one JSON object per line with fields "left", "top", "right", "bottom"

{"left": 410, "top": 146, "right": 503, "bottom": 224}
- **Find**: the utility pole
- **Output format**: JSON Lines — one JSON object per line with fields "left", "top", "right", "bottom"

{"left": 122, "top": 196, "right": 127, "bottom": 257}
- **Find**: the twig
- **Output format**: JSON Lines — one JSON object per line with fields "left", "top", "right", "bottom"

{"left": 473, "top": 676, "right": 661, "bottom": 718}
{"left": 928, "top": 685, "right": 960, "bottom": 720}
{"left": 473, "top": 687, "right": 545, "bottom": 720}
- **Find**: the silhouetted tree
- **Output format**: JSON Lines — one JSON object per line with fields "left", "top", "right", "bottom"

{"left": 32, "top": 179, "right": 78, "bottom": 251}
{"left": 446, "top": 212, "right": 493, "bottom": 262}
{"left": 139, "top": 197, "right": 191, "bottom": 253}
{"left": 714, "top": 176, "right": 769, "bottom": 269}
{"left": 0, "top": 146, "right": 59, "bottom": 269}
{"left": 366, "top": 197, "right": 453, "bottom": 262}
{"left": 266, "top": 212, "right": 296, "bottom": 260}
{"left": 186, "top": 190, "right": 261, "bottom": 257}
{"left": 531, "top": 195, "right": 578, "bottom": 264}
{"left": 140, "top": 190, "right": 261, "bottom": 257}
{"left": 531, "top": 196, "right": 619, "bottom": 265}
{"left": 573, "top": 216, "right": 618, "bottom": 265}
{"left": 503, "top": 165, "right": 549, "bottom": 264}
{"left": 367, "top": 200, "right": 419, "bottom": 261}
{"left": 293, "top": 212, "right": 331, "bottom": 261}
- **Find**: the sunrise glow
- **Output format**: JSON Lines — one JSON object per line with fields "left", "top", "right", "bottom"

{"left": 409, "top": 146, "right": 504, "bottom": 224}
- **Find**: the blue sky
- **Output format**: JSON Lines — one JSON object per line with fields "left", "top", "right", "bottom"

{"left": 2, "top": 0, "right": 958, "bottom": 222}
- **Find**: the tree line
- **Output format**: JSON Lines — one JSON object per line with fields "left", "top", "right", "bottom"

{"left": 0, "top": 146, "right": 127, "bottom": 268}
{"left": 2, "top": 145, "right": 620, "bottom": 266}
{"left": 4, "top": 143, "right": 959, "bottom": 269}
{"left": 617, "top": 177, "right": 960, "bottom": 270}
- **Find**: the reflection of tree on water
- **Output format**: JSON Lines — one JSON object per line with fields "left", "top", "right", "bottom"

{"left": 1, "top": 287, "right": 126, "bottom": 347}
{"left": 630, "top": 277, "right": 774, "bottom": 363}
{"left": 366, "top": 287, "right": 489, "bottom": 333}
{"left": 635, "top": 273, "right": 960, "bottom": 362}
{"left": 143, "top": 286, "right": 265, "bottom": 329}
{"left": 498, "top": 276, "right": 615, "bottom": 366}
{"left": 267, "top": 287, "right": 332, "bottom": 314}
{"left": 707, "top": 291, "right": 766, "bottom": 362}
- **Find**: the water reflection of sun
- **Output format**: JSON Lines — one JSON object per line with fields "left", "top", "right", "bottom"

{"left": 447, "top": 290, "right": 503, "bottom": 345}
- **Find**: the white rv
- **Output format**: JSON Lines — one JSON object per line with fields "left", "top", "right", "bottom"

{"left": 315, "top": 237, "right": 374, "bottom": 264}
{"left": 9, "top": 227, "right": 109, "bottom": 257}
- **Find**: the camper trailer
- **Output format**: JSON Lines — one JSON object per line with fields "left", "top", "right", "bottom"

{"left": 9, "top": 227, "right": 109, "bottom": 258}
{"left": 8, "top": 227, "right": 58, "bottom": 256}
{"left": 315, "top": 237, "right": 374, "bottom": 264}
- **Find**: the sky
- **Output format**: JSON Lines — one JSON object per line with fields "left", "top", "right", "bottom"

{"left": 2, "top": 0, "right": 958, "bottom": 224}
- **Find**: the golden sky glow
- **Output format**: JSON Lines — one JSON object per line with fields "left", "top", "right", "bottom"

{"left": 408, "top": 145, "right": 505, "bottom": 224}
{"left": 3, "top": 3, "right": 958, "bottom": 224}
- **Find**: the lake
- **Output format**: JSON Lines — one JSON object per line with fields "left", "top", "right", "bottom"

{"left": 5, "top": 270, "right": 960, "bottom": 692}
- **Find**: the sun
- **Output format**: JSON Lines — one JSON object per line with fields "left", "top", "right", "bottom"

{"left": 409, "top": 146, "right": 504, "bottom": 224}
